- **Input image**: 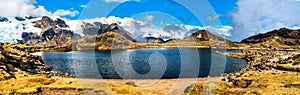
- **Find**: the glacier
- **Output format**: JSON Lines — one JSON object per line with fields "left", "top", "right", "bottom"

{"left": 0, "top": 16, "right": 42, "bottom": 43}
{"left": 0, "top": 16, "right": 80, "bottom": 43}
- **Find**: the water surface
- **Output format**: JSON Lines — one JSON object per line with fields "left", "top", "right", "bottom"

{"left": 41, "top": 48, "right": 247, "bottom": 79}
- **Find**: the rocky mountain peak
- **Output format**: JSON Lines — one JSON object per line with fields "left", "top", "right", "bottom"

{"left": 188, "top": 30, "right": 228, "bottom": 41}
{"left": 33, "top": 16, "right": 69, "bottom": 30}
{"left": 81, "top": 21, "right": 133, "bottom": 41}
{"left": 20, "top": 16, "right": 80, "bottom": 45}
{"left": 241, "top": 28, "right": 300, "bottom": 46}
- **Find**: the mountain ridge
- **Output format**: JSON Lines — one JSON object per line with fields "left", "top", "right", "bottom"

{"left": 0, "top": 15, "right": 299, "bottom": 50}
{"left": 241, "top": 28, "right": 300, "bottom": 49}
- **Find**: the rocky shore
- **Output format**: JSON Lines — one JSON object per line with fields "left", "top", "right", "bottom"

{"left": 219, "top": 49, "right": 300, "bottom": 72}
{"left": 210, "top": 49, "right": 300, "bottom": 94}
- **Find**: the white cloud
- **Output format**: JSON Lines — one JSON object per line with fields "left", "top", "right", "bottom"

{"left": 208, "top": 15, "right": 220, "bottom": 21}
{"left": 53, "top": 10, "right": 79, "bottom": 17}
{"left": 80, "top": 5, "right": 87, "bottom": 8}
{"left": 104, "top": 0, "right": 140, "bottom": 3}
{"left": 0, "top": 0, "right": 35, "bottom": 17}
{"left": 0, "top": 0, "right": 79, "bottom": 17}
{"left": 231, "top": 0, "right": 300, "bottom": 41}
{"left": 204, "top": 26, "right": 233, "bottom": 37}
{"left": 29, "top": 6, "right": 52, "bottom": 16}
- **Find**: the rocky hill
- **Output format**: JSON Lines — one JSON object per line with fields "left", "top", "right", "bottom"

{"left": 20, "top": 16, "right": 81, "bottom": 45}
{"left": 165, "top": 30, "right": 239, "bottom": 48}
{"left": 74, "top": 32, "right": 135, "bottom": 51}
{"left": 241, "top": 28, "right": 300, "bottom": 48}
{"left": 81, "top": 22, "right": 134, "bottom": 41}
{"left": 187, "top": 30, "right": 230, "bottom": 41}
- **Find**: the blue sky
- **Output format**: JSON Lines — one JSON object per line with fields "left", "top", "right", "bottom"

{"left": 35, "top": 0, "right": 237, "bottom": 26}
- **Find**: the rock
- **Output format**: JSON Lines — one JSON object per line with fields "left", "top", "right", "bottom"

{"left": 25, "top": 16, "right": 38, "bottom": 19}
{"left": 184, "top": 84, "right": 195, "bottom": 93}
{"left": 94, "top": 90, "right": 106, "bottom": 95}
{"left": 15, "top": 17, "right": 25, "bottom": 21}
{"left": 233, "top": 79, "right": 252, "bottom": 88}
{"left": 126, "top": 81, "right": 137, "bottom": 87}
{"left": 6, "top": 64, "right": 17, "bottom": 72}
{"left": 0, "top": 16, "right": 8, "bottom": 22}
{"left": 66, "top": 81, "right": 72, "bottom": 84}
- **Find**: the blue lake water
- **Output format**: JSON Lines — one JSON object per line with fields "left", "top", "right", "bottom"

{"left": 41, "top": 48, "right": 247, "bottom": 79}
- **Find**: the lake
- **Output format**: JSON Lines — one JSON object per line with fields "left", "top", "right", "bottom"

{"left": 41, "top": 48, "right": 247, "bottom": 79}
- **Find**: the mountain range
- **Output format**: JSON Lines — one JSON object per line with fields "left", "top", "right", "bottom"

{"left": 0, "top": 16, "right": 299, "bottom": 50}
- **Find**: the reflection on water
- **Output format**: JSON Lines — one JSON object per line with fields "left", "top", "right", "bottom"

{"left": 41, "top": 48, "right": 247, "bottom": 79}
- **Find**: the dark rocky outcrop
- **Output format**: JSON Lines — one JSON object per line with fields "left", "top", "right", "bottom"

{"left": 242, "top": 28, "right": 300, "bottom": 46}
{"left": 182, "top": 30, "right": 239, "bottom": 48}
{"left": 81, "top": 22, "right": 134, "bottom": 41}
{"left": 188, "top": 30, "right": 227, "bottom": 41}
{"left": 0, "top": 16, "right": 8, "bottom": 22}
{"left": 74, "top": 32, "right": 133, "bottom": 51}
{"left": 0, "top": 43, "right": 52, "bottom": 80}
{"left": 33, "top": 16, "right": 69, "bottom": 30}
{"left": 25, "top": 16, "right": 38, "bottom": 19}
{"left": 15, "top": 17, "right": 25, "bottom": 21}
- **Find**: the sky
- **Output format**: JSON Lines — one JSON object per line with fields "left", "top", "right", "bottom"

{"left": 34, "top": 0, "right": 236, "bottom": 26}
{"left": 0, "top": 0, "right": 300, "bottom": 41}
{"left": 35, "top": 0, "right": 237, "bottom": 25}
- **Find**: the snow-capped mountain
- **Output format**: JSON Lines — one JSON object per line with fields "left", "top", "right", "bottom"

{"left": 0, "top": 16, "right": 42, "bottom": 42}
{"left": 0, "top": 16, "right": 78, "bottom": 43}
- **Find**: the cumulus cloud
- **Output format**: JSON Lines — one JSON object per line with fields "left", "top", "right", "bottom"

{"left": 29, "top": 6, "right": 52, "bottom": 16}
{"left": 53, "top": 10, "right": 79, "bottom": 17}
{"left": 231, "top": 0, "right": 300, "bottom": 41}
{"left": 0, "top": 0, "right": 79, "bottom": 17}
{"left": 204, "top": 26, "right": 233, "bottom": 37}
